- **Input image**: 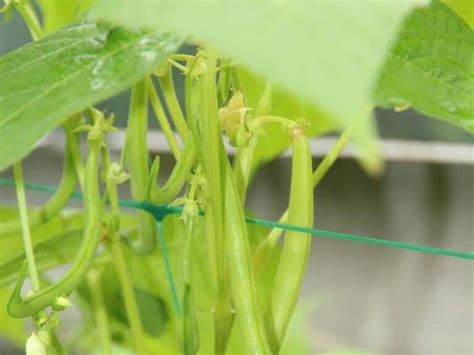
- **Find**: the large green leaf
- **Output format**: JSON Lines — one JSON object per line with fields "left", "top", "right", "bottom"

{"left": 38, "top": 0, "right": 96, "bottom": 33}
{"left": 442, "top": 0, "right": 474, "bottom": 30}
{"left": 0, "top": 22, "right": 182, "bottom": 171}
{"left": 376, "top": 1, "right": 474, "bottom": 133}
{"left": 92, "top": 0, "right": 421, "bottom": 160}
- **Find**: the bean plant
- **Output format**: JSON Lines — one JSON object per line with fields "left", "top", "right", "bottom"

{"left": 0, "top": 0, "right": 472, "bottom": 354}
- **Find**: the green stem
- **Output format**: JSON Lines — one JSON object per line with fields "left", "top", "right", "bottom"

{"left": 65, "top": 116, "right": 85, "bottom": 190}
{"left": 13, "top": 162, "right": 40, "bottom": 292}
{"left": 11, "top": 0, "right": 43, "bottom": 295}
{"left": 110, "top": 240, "right": 147, "bottom": 355}
{"left": 177, "top": 184, "right": 200, "bottom": 354}
{"left": 168, "top": 59, "right": 189, "bottom": 74}
{"left": 233, "top": 82, "right": 273, "bottom": 202}
{"left": 102, "top": 147, "right": 148, "bottom": 355}
{"left": 233, "top": 136, "right": 257, "bottom": 202}
{"left": 312, "top": 130, "right": 350, "bottom": 186}
{"left": 87, "top": 269, "right": 112, "bottom": 355}
{"left": 250, "top": 115, "right": 294, "bottom": 129}
{"left": 159, "top": 65, "right": 189, "bottom": 142}
{"left": 15, "top": 0, "right": 42, "bottom": 40}
{"left": 170, "top": 54, "right": 195, "bottom": 62}
{"left": 147, "top": 76, "right": 181, "bottom": 160}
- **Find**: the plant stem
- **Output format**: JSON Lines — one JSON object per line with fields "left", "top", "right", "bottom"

{"left": 12, "top": 0, "right": 43, "bottom": 296}
{"left": 103, "top": 149, "right": 148, "bottom": 355}
{"left": 168, "top": 59, "right": 189, "bottom": 74}
{"left": 15, "top": 0, "right": 43, "bottom": 40}
{"left": 159, "top": 66, "right": 189, "bottom": 142}
{"left": 147, "top": 76, "right": 181, "bottom": 160}
{"left": 65, "top": 116, "right": 85, "bottom": 190}
{"left": 250, "top": 115, "right": 294, "bottom": 129}
{"left": 13, "top": 162, "right": 40, "bottom": 292}
{"left": 87, "top": 269, "right": 112, "bottom": 355}
{"left": 312, "top": 130, "right": 350, "bottom": 186}
{"left": 110, "top": 240, "right": 147, "bottom": 355}
{"left": 233, "top": 82, "right": 273, "bottom": 202}
{"left": 170, "top": 54, "right": 195, "bottom": 62}
{"left": 13, "top": 0, "right": 44, "bottom": 292}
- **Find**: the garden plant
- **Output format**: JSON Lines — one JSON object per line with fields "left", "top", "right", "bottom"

{"left": 0, "top": 0, "right": 473, "bottom": 354}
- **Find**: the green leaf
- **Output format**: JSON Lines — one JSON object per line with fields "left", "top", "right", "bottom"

{"left": 0, "top": 207, "right": 84, "bottom": 266}
{"left": 442, "top": 0, "right": 474, "bottom": 30}
{"left": 0, "top": 228, "right": 83, "bottom": 288}
{"left": 376, "top": 1, "right": 474, "bottom": 133}
{"left": 92, "top": 0, "right": 421, "bottom": 160}
{"left": 0, "top": 22, "right": 182, "bottom": 171}
{"left": 0, "top": 207, "right": 138, "bottom": 287}
{"left": 38, "top": 0, "right": 96, "bottom": 33}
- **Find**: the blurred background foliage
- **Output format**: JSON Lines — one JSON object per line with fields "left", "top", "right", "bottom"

{"left": 0, "top": 3, "right": 472, "bottom": 354}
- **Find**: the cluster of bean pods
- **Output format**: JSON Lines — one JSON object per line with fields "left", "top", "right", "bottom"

{"left": 1, "top": 5, "right": 351, "bottom": 352}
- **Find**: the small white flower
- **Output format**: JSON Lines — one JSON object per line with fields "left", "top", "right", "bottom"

{"left": 25, "top": 332, "right": 47, "bottom": 355}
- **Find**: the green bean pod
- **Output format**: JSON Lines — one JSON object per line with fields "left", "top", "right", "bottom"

{"left": 267, "top": 128, "right": 313, "bottom": 352}
{"left": 177, "top": 216, "right": 200, "bottom": 355}
{"left": 147, "top": 135, "right": 196, "bottom": 204}
{"left": 7, "top": 136, "right": 102, "bottom": 318}
{"left": 124, "top": 80, "right": 157, "bottom": 254}
{"left": 159, "top": 64, "right": 189, "bottom": 142}
{"left": 223, "top": 161, "right": 271, "bottom": 354}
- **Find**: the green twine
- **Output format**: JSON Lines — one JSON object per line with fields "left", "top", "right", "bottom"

{"left": 1, "top": 178, "right": 473, "bottom": 260}
{"left": 156, "top": 220, "right": 181, "bottom": 314}
{"left": 246, "top": 217, "right": 474, "bottom": 260}
{"left": 1, "top": 178, "right": 473, "bottom": 314}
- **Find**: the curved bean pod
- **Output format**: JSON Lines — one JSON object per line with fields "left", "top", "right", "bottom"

{"left": 124, "top": 80, "right": 157, "bottom": 254}
{"left": 223, "top": 160, "right": 271, "bottom": 354}
{"left": 147, "top": 135, "right": 196, "bottom": 205}
{"left": 267, "top": 128, "right": 313, "bottom": 352}
{"left": 8, "top": 135, "right": 102, "bottom": 318}
{"left": 159, "top": 64, "right": 189, "bottom": 142}
{"left": 177, "top": 215, "right": 200, "bottom": 355}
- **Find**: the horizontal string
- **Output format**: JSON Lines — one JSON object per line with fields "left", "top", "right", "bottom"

{"left": 1, "top": 178, "right": 473, "bottom": 261}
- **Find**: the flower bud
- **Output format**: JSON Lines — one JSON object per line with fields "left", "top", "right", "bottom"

{"left": 25, "top": 332, "right": 47, "bottom": 355}
{"left": 52, "top": 295, "right": 73, "bottom": 311}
